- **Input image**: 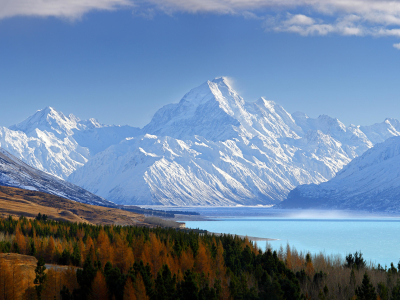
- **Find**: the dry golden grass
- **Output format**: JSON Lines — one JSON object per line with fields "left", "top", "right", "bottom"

{"left": 0, "top": 186, "right": 144, "bottom": 225}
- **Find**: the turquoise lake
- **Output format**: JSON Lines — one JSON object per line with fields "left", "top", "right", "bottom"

{"left": 185, "top": 216, "right": 400, "bottom": 267}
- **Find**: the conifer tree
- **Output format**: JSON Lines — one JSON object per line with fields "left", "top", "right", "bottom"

{"left": 34, "top": 257, "right": 47, "bottom": 300}
{"left": 355, "top": 272, "right": 377, "bottom": 300}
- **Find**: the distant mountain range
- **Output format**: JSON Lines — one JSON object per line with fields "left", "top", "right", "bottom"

{"left": 279, "top": 136, "right": 400, "bottom": 212}
{"left": 2, "top": 77, "right": 400, "bottom": 206}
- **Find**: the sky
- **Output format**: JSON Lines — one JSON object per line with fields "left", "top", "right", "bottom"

{"left": 1, "top": 0, "right": 400, "bottom": 128}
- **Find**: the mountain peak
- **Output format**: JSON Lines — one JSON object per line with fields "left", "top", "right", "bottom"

{"left": 10, "top": 106, "right": 79, "bottom": 137}
{"left": 211, "top": 76, "right": 232, "bottom": 87}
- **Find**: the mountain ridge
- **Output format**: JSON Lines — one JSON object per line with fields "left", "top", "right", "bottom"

{"left": 0, "top": 147, "right": 114, "bottom": 206}
{"left": 68, "top": 78, "right": 400, "bottom": 206}
{"left": 3, "top": 77, "right": 400, "bottom": 206}
{"left": 279, "top": 136, "right": 400, "bottom": 212}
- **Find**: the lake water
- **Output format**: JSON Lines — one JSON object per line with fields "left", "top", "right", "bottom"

{"left": 182, "top": 209, "right": 400, "bottom": 267}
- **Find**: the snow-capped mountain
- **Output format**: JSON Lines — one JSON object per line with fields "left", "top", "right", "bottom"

{"left": 3, "top": 107, "right": 140, "bottom": 179}
{"left": 68, "top": 78, "right": 400, "bottom": 206}
{"left": 0, "top": 147, "right": 113, "bottom": 206}
{"left": 3, "top": 77, "right": 400, "bottom": 206}
{"left": 280, "top": 136, "right": 400, "bottom": 212}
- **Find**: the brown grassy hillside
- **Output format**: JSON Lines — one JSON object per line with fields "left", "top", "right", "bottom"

{"left": 0, "top": 186, "right": 144, "bottom": 225}
{"left": 0, "top": 253, "right": 79, "bottom": 300}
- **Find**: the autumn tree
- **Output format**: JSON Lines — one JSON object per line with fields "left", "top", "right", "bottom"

{"left": 135, "top": 273, "right": 149, "bottom": 300}
{"left": 14, "top": 226, "right": 27, "bottom": 254}
{"left": 89, "top": 271, "right": 108, "bottom": 300}
{"left": 194, "top": 241, "right": 211, "bottom": 276}
{"left": 96, "top": 229, "right": 113, "bottom": 267}
{"left": 45, "top": 236, "right": 56, "bottom": 263}
{"left": 124, "top": 276, "right": 137, "bottom": 300}
{"left": 0, "top": 260, "right": 12, "bottom": 300}
{"left": 114, "top": 233, "right": 135, "bottom": 273}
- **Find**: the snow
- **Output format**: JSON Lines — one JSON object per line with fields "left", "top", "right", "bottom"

{"left": 282, "top": 136, "right": 400, "bottom": 212}
{"left": 4, "top": 107, "right": 141, "bottom": 179}
{"left": 0, "top": 147, "right": 113, "bottom": 206}
{"left": 68, "top": 77, "right": 400, "bottom": 206}
{"left": 2, "top": 77, "right": 400, "bottom": 206}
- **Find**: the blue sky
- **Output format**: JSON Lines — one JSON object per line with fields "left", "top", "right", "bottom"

{"left": 1, "top": 0, "right": 400, "bottom": 128}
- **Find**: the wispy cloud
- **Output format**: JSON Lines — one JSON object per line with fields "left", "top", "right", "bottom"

{"left": 394, "top": 43, "right": 400, "bottom": 49}
{"left": 0, "top": 0, "right": 131, "bottom": 20}
{"left": 270, "top": 13, "right": 366, "bottom": 37}
{"left": 2, "top": 0, "right": 400, "bottom": 44}
{"left": 143, "top": 0, "right": 400, "bottom": 41}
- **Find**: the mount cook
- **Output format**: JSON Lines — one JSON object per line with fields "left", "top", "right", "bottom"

{"left": 2, "top": 77, "right": 400, "bottom": 206}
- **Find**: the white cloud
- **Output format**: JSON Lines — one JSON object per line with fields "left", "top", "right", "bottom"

{"left": 284, "top": 14, "right": 315, "bottom": 26}
{"left": 0, "top": 0, "right": 132, "bottom": 20}
{"left": 394, "top": 43, "right": 400, "bottom": 49}
{"left": 1, "top": 0, "right": 400, "bottom": 46}
{"left": 271, "top": 13, "right": 366, "bottom": 36}
{"left": 143, "top": 0, "right": 400, "bottom": 40}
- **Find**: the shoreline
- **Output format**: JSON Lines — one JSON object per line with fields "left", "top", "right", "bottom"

{"left": 209, "top": 231, "right": 278, "bottom": 242}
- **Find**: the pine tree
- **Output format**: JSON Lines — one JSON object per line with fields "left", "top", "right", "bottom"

{"left": 355, "top": 272, "right": 377, "bottom": 300}
{"left": 34, "top": 257, "right": 47, "bottom": 300}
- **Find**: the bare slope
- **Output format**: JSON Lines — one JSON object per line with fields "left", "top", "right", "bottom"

{"left": 0, "top": 186, "right": 143, "bottom": 225}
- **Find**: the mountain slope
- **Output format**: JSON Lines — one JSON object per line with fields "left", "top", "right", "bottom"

{"left": 69, "top": 78, "right": 400, "bottom": 206}
{"left": 0, "top": 185, "right": 143, "bottom": 225}
{"left": 280, "top": 136, "right": 400, "bottom": 212}
{"left": 0, "top": 147, "right": 114, "bottom": 206}
{"left": 5, "top": 107, "right": 140, "bottom": 179}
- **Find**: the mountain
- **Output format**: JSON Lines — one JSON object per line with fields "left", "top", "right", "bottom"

{"left": 280, "top": 136, "right": 400, "bottom": 212}
{"left": 0, "top": 147, "right": 114, "bottom": 206}
{"left": 68, "top": 78, "right": 400, "bottom": 206}
{"left": 3, "top": 78, "right": 400, "bottom": 206}
{"left": 4, "top": 107, "right": 140, "bottom": 179}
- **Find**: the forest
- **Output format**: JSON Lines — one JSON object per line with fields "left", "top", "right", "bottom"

{"left": 0, "top": 214, "right": 399, "bottom": 300}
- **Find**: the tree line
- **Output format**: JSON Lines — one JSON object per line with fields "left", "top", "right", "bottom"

{"left": 0, "top": 214, "right": 399, "bottom": 299}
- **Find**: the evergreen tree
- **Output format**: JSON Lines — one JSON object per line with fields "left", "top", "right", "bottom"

{"left": 377, "top": 282, "right": 388, "bottom": 300}
{"left": 178, "top": 270, "right": 198, "bottom": 300}
{"left": 61, "top": 286, "right": 72, "bottom": 300}
{"left": 76, "top": 257, "right": 97, "bottom": 299}
{"left": 355, "top": 272, "right": 377, "bottom": 300}
{"left": 34, "top": 257, "right": 47, "bottom": 300}
{"left": 392, "top": 280, "right": 400, "bottom": 300}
